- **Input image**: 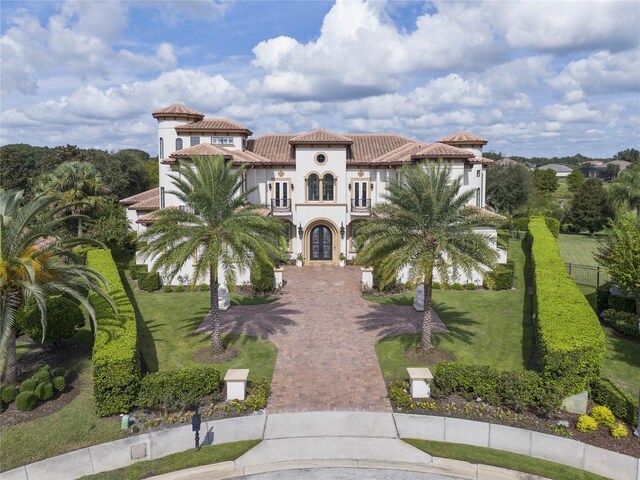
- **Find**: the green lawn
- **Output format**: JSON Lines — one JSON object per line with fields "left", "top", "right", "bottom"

{"left": 373, "top": 239, "right": 534, "bottom": 382}
{"left": 79, "top": 440, "right": 259, "bottom": 480}
{"left": 404, "top": 439, "right": 608, "bottom": 480}
{"left": 557, "top": 233, "right": 602, "bottom": 266}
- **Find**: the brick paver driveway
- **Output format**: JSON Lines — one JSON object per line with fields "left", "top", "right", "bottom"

{"left": 197, "top": 266, "right": 447, "bottom": 412}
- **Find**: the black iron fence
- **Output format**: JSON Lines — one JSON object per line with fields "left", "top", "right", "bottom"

{"left": 565, "top": 263, "right": 611, "bottom": 288}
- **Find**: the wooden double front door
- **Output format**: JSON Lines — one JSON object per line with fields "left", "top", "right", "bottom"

{"left": 310, "top": 225, "right": 332, "bottom": 261}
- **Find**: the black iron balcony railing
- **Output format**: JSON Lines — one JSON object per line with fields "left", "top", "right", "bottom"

{"left": 271, "top": 198, "right": 291, "bottom": 212}
{"left": 351, "top": 198, "right": 370, "bottom": 212}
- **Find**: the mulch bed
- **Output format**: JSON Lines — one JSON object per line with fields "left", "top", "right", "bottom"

{"left": 393, "top": 393, "right": 640, "bottom": 457}
{"left": 0, "top": 338, "right": 89, "bottom": 427}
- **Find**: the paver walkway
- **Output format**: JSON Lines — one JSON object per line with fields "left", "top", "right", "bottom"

{"left": 197, "top": 266, "right": 447, "bottom": 412}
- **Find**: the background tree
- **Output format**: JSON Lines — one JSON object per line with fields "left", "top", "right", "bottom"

{"left": 567, "top": 178, "right": 615, "bottom": 233}
{"left": 486, "top": 162, "right": 533, "bottom": 214}
{"left": 532, "top": 169, "right": 559, "bottom": 195}
{"left": 609, "top": 165, "right": 640, "bottom": 227}
{"left": 36, "top": 161, "right": 108, "bottom": 236}
{"left": 0, "top": 189, "right": 110, "bottom": 383}
{"left": 89, "top": 149, "right": 154, "bottom": 200}
{"left": 357, "top": 163, "right": 498, "bottom": 351}
{"left": 566, "top": 168, "right": 585, "bottom": 193}
{"left": 613, "top": 148, "right": 640, "bottom": 164}
{"left": 596, "top": 216, "right": 640, "bottom": 316}
{"left": 86, "top": 202, "right": 135, "bottom": 249}
{"left": 138, "top": 156, "right": 283, "bottom": 354}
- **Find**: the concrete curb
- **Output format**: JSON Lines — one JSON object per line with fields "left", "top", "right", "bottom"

{"left": 3, "top": 412, "right": 636, "bottom": 480}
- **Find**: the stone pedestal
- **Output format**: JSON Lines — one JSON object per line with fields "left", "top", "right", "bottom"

{"left": 361, "top": 267, "right": 373, "bottom": 289}
{"left": 218, "top": 284, "right": 230, "bottom": 311}
{"left": 413, "top": 284, "right": 424, "bottom": 311}
{"left": 274, "top": 268, "right": 284, "bottom": 289}
{"left": 225, "top": 368, "right": 249, "bottom": 401}
{"left": 407, "top": 367, "right": 433, "bottom": 398}
{"left": 561, "top": 390, "right": 588, "bottom": 414}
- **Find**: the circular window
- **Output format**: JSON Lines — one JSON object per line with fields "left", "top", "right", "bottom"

{"left": 315, "top": 153, "right": 327, "bottom": 165}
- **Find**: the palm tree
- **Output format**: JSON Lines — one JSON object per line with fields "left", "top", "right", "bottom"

{"left": 0, "top": 189, "right": 111, "bottom": 383}
{"left": 609, "top": 166, "right": 640, "bottom": 227}
{"left": 357, "top": 163, "right": 498, "bottom": 351}
{"left": 36, "top": 161, "right": 108, "bottom": 236}
{"left": 138, "top": 156, "right": 283, "bottom": 354}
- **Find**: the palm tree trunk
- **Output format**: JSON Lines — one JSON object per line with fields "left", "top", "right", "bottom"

{"left": 420, "top": 265, "right": 434, "bottom": 351}
{"left": 2, "top": 327, "right": 17, "bottom": 384}
{"left": 209, "top": 265, "right": 224, "bottom": 354}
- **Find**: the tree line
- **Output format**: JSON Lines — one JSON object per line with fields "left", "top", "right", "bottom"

{"left": 483, "top": 148, "right": 640, "bottom": 167}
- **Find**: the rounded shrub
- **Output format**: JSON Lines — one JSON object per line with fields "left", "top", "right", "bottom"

{"left": 250, "top": 260, "right": 276, "bottom": 293}
{"left": 576, "top": 415, "right": 598, "bottom": 433}
{"left": 591, "top": 405, "right": 616, "bottom": 427}
{"left": 31, "top": 369, "right": 51, "bottom": 385}
{"left": 610, "top": 422, "right": 628, "bottom": 438}
{"left": 35, "top": 382, "right": 54, "bottom": 401}
{"left": 465, "top": 283, "right": 476, "bottom": 290}
{"left": 51, "top": 367, "right": 65, "bottom": 378}
{"left": 1, "top": 385, "right": 18, "bottom": 404}
{"left": 15, "top": 391, "right": 38, "bottom": 411}
{"left": 174, "top": 285, "right": 185, "bottom": 293}
{"left": 162, "top": 285, "right": 174, "bottom": 293}
{"left": 20, "top": 378, "right": 37, "bottom": 393}
{"left": 451, "top": 282, "right": 464, "bottom": 290}
{"left": 18, "top": 296, "right": 84, "bottom": 345}
{"left": 199, "top": 284, "right": 209, "bottom": 291}
{"left": 138, "top": 272, "right": 162, "bottom": 292}
{"left": 52, "top": 376, "right": 67, "bottom": 393}
{"left": 432, "top": 282, "right": 441, "bottom": 290}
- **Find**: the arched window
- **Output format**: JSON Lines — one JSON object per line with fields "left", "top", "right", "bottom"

{"left": 476, "top": 188, "right": 481, "bottom": 207}
{"left": 308, "top": 174, "right": 319, "bottom": 201}
{"left": 323, "top": 174, "right": 334, "bottom": 201}
{"left": 175, "top": 138, "right": 183, "bottom": 151}
{"left": 159, "top": 137, "right": 164, "bottom": 158}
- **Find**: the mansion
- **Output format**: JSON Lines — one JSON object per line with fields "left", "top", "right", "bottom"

{"left": 122, "top": 104, "right": 503, "bottom": 285}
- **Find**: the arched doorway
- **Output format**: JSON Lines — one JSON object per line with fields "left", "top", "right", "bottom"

{"left": 310, "top": 225, "right": 332, "bottom": 260}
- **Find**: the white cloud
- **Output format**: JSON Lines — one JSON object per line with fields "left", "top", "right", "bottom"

{"left": 156, "top": 1, "right": 233, "bottom": 25}
{"left": 542, "top": 102, "right": 599, "bottom": 123}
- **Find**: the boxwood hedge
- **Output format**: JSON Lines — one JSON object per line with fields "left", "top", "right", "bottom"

{"left": 88, "top": 249, "right": 141, "bottom": 417}
{"left": 528, "top": 217, "right": 605, "bottom": 395}
{"left": 590, "top": 377, "right": 638, "bottom": 426}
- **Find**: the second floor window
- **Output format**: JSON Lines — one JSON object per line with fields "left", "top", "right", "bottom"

{"left": 323, "top": 174, "right": 334, "bottom": 201}
{"left": 190, "top": 136, "right": 200, "bottom": 146}
{"left": 211, "top": 136, "right": 234, "bottom": 145}
{"left": 176, "top": 138, "right": 183, "bottom": 150}
{"left": 308, "top": 174, "right": 319, "bottom": 201}
{"left": 159, "top": 138, "right": 164, "bottom": 158}
{"left": 476, "top": 188, "right": 481, "bottom": 207}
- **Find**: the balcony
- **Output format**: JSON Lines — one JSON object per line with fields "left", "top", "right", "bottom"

{"left": 351, "top": 198, "right": 370, "bottom": 215}
{"left": 271, "top": 198, "right": 291, "bottom": 215}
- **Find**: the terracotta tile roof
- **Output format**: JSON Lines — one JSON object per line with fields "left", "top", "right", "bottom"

{"left": 137, "top": 211, "right": 160, "bottom": 225}
{"left": 369, "top": 142, "right": 425, "bottom": 165}
{"left": 131, "top": 197, "right": 159, "bottom": 211}
{"left": 438, "top": 130, "right": 488, "bottom": 145}
{"left": 164, "top": 143, "right": 273, "bottom": 165}
{"left": 347, "top": 134, "right": 414, "bottom": 164}
{"left": 465, "top": 205, "right": 506, "bottom": 221}
{"left": 120, "top": 187, "right": 160, "bottom": 206}
{"left": 176, "top": 118, "right": 252, "bottom": 136}
{"left": 247, "top": 135, "right": 296, "bottom": 164}
{"left": 152, "top": 104, "right": 204, "bottom": 120}
{"left": 467, "top": 156, "right": 495, "bottom": 166}
{"left": 414, "top": 143, "right": 475, "bottom": 158}
{"left": 289, "top": 129, "right": 354, "bottom": 145}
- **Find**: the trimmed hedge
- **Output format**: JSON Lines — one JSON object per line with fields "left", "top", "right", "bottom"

{"left": 483, "top": 261, "right": 515, "bottom": 290}
{"left": 601, "top": 309, "right": 639, "bottom": 338}
{"left": 128, "top": 262, "right": 148, "bottom": 280}
{"left": 250, "top": 260, "right": 276, "bottom": 293}
{"left": 138, "top": 271, "right": 162, "bottom": 292}
{"left": 88, "top": 249, "right": 141, "bottom": 417}
{"left": 137, "top": 365, "right": 221, "bottom": 410}
{"left": 1, "top": 385, "right": 17, "bottom": 403}
{"left": 596, "top": 282, "right": 611, "bottom": 312}
{"left": 513, "top": 217, "right": 559, "bottom": 238}
{"left": 35, "top": 382, "right": 54, "bottom": 401}
{"left": 596, "top": 282, "right": 636, "bottom": 313}
{"left": 52, "top": 376, "right": 66, "bottom": 393}
{"left": 434, "top": 361, "right": 563, "bottom": 416}
{"left": 527, "top": 217, "right": 605, "bottom": 395}
{"left": 590, "top": 377, "right": 638, "bottom": 426}
{"left": 20, "top": 379, "right": 37, "bottom": 393}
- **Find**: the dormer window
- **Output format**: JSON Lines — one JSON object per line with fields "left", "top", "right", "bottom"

{"left": 211, "top": 136, "right": 234, "bottom": 145}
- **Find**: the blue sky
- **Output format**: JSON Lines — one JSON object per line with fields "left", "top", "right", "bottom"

{"left": 1, "top": 0, "right": 639, "bottom": 158}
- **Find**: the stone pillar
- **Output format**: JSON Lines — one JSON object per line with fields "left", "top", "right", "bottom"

{"left": 225, "top": 369, "right": 249, "bottom": 401}
{"left": 407, "top": 367, "right": 433, "bottom": 398}
{"left": 361, "top": 267, "right": 373, "bottom": 288}
{"left": 274, "top": 267, "right": 284, "bottom": 289}
{"left": 413, "top": 284, "right": 424, "bottom": 311}
{"left": 218, "top": 284, "right": 230, "bottom": 311}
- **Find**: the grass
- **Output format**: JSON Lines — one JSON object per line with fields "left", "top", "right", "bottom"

{"left": 404, "top": 439, "right": 608, "bottom": 480}
{"left": 78, "top": 440, "right": 259, "bottom": 480}
{"left": 373, "top": 239, "right": 534, "bottom": 382}
{"left": 557, "top": 233, "right": 602, "bottom": 266}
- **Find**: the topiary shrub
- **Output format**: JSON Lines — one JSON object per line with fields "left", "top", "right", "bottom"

{"left": 51, "top": 367, "right": 65, "bottom": 378}
{"left": 17, "top": 296, "right": 84, "bottom": 346}
{"left": 576, "top": 415, "right": 598, "bottom": 433}
{"left": 590, "top": 377, "right": 638, "bottom": 427}
{"left": 610, "top": 422, "right": 629, "bottom": 438}
{"left": 483, "top": 261, "right": 514, "bottom": 290}
{"left": 52, "top": 376, "right": 66, "bottom": 393}
{"left": 591, "top": 405, "right": 616, "bottom": 427}
{"left": 250, "top": 260, "right": 276, "bottom": 293}
{"left": 137, "top": 365, "right": 221, "bottom": 411}
{"left": 20, "top": 379, "right": 37, "bottom": 393}
{"left": 174, "top": 285, "right": 185, "bottom": 293}
{"left": 601, "top": 309, "right": 639, "bottom": 338}
{"left": 162, "top": 285, "right": 174, "bottom": 293}
{"left": 138, "top": 272, "right": 161, "bottom": 292}
{"left": 31, "top": 369, "right": 51, "bottom": 385}
{"left": 465, "top": 283, "right": 476, "bottom": 290}
{"left": 1, "top": 385, "right": 17, "bottom": 404}
{"left": 199, "top": 284, "right": 209, "bottom": 291}
{"left": 35, "top": 382, "right": 54, "bottom": 401}
{"left": 15, "top": 391, "right": 38, "bottom": 411}
{"left": 129, "top": 263, "right": 148, "bottom": 280}
{"left": 432, "top": 282, "right": 441, "bottom": 290}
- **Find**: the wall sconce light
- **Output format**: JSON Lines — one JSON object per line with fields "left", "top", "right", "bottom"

{"left": 298, "top": 223, "right": 303, "bottom": 239}
{"left": 348, "top": 183, "right": 352, "bottom": 191}
{"left": 291, "top": 184, "right": 294, "bottom": 191}
{"left": 370, "top": 183, "right": 374, "bottom": 190}
{"left": 340, "top": 222, "right": 345, "bottom": 239}
{"left": 268, "top": 183, "right": 272, "bottom": 191}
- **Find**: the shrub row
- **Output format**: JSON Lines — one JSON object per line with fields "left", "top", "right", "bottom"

{"left": 138, "top": 272, "right": 162, "bottom": 292}
{"left": 434, "top": 361, "right": 563, "bottom": 416}
{"left": 88, "top": 249, "right": 141, "bottom": 416}
{"left": 1, "top": 365, "right": 66, "bottom": 412}
{"left": 483, "top": 261, "right": 515, "bottom": 290}
{"left": 596, "top": 282, "right": 636, "bottom": 313}
{"left": 137, "top": 366, "right": 221, "bottom": 410}
{"left": 528, "top": 217, "right": 605, "bottom": 395}
{"left": 601, "top": 309, "right": 639, "bottom": 338}
{"left": 590, "top": 377, "right": 638, "bottom": 427}
{"left": 128, "top": 262, "right": 148, "bottom": 280}
{"left": 513, "top": 217, "right": 559, "bottom": 238}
